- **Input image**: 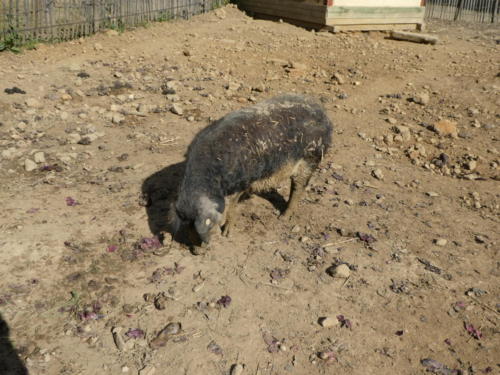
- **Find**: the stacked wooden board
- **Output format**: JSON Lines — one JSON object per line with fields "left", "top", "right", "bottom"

{"left": 237, "top": 0, "right": 426, "bottom": 31}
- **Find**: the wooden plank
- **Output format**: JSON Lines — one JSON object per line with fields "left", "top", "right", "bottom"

{"left": 328, "top": 6, "right": 425, "bottom": 19}
{"left": 239, "top": 0, "right": 327, "bottom": 24}
{"left": 239, "top": 0, "right": 326, "bottom": 15}
{"left": 245, "top": 7, "right": 326, "bottom": 24}
{"left": 334, "top": 0, "right": 421, "bottom": 6}
{"left": 328, "top": 17, "right": 424, "bottom": 25}
{"left": 240, "top": 5, "right": 326, "bottom": 20}
{"left": 390, "top": 30, "right": 438, "bottom": 44}
{"left": 251, "top": 12, "right": 326, "bottom": 29}
{"left": 327, "top": 23, "right": 421, "bottom": 32}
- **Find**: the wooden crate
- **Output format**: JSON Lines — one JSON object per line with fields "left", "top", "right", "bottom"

{"left": 327, "top": 0, "right": 425, "bottom": 31}
{"left": 237, "top": 0, "right": 328, "bottom": 25}
{"left": 237, "top": 0, "right": 426, "bottom": 31}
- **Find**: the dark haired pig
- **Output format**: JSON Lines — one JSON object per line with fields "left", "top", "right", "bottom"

{"left": 172, "top": 94, "right": 333, "bottom": 248}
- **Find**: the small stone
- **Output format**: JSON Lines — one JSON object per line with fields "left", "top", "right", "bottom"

{"left": 24, "top": 159, "right": 37, "bottom": 172}
{"left": 332, "top": 73, "right": 345, "bottom": 84}
{"left": 214, "top": 8, "right": 226, "bottom": 19}
{"left": 318, "top": 317, "right": 338, "bottom": 328}
{"left": 467, "top": 107, "right": 480, "bottom": 116}
{"left": 230, "top": 364, "right": 244, "bottom": 375}
{"left": 372, "top": 169, "right": 384, "bottom": 180}
{"left": 318, "top": 351, "right": 335, "bottom": 360}
{"left": 291, "top": 225, "right": 301, "bottom": 233}
{"left": 112, "top": 113, "right": 125, "bottom": 124}
{"left": 192, "top": 282, "right": 204, "bottom": 293}
{"left": 78, "top": 136, "right": 92, "bottom": 145}
{"left": 394, "top": 135, "right": 403, "bottom": 143}
{"left": 345, "top": 199, "right": 354, "bottom": 206}
{"left": 1, "top": 149, "right": 16, "bottom": 160}
{"left": 121, "top": 366, "right": 129, "bottom": 373}
{"left": 112, "top": 327, "right": 126, "bottom": 351}
{"left": 225, "top": 81, "right": 241, "bottom": 91}
{"left": 67, "top": 133, "right": 82, "bottom": 144}
{"left": 386, "top": 117, "right": 397, "bottom": 125}
{"left": 426, "top": 192, "right": 439, "bottom": 197}
{"left": 33, "top": 152, "right": 46, "bottom": 163}
{"left": 94, "top": 43, "right": 103, "bottom": 51}
{"left": 163, "top": 322, "right": 181, "bottom": 335}
{"left": 463, "top": 174, "right": 479, "bottom": 180}
{"left": 413, "top": 92, "right": 430, "bottom": 105}
{"left": 474, "top": 235, "right": 487, "bottom": 244}
{"left": 25, "top": 98, "right": 42, "bottom": 108}
{"left": 150, "top": 322, "right": 182, "bottom": 349}
{"left": 433, "top": 120, "right": 458, "bottom": 138}
{"left": 327, "top": 264, "right": 350, "bottom": 278}
{"left": 252, "top": 84, "right": 265, "bottom": 93}
{"left": 60, "top": 112, "right": 69, "bottom": 120}
{"left": 434, "top": 238, "right": 447, "bottom": 247}
{"left": 170, "top": 104, "right": 183, "bottom": 115}
{"left": 300, "top": 236, "right": 310, "bottom": 243}
{"left": 394, "top": 125, "right": 411, "bottom": 141}
{"left": 465, "top": 160, "right": 477, "bottom": 171}
{"left": 289, "top": 61, "right": 307, "bottom": 70}
{"left": 154, "top": 294, "right": 168, "bottom": 310}
{"left": 139, "top": 365, "right": 156, "bottom": 375}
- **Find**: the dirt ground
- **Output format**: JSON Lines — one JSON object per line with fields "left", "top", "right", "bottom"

{"left": 0, "top": 5, "right": 499, "bottom": 375}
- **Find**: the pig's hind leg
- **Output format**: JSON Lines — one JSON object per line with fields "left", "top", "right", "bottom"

{"left": 221, "top": 192, "right": 245, "bottom": 237}
{"left": 281, "top": 160, "right": 315, "bottom": 220}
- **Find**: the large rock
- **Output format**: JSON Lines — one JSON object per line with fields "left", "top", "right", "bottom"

{"left": 24, "top": 159, "right": 37, "bottom": 172}
{"left": 432, "top": 120, "right": 458, "bottom": 138}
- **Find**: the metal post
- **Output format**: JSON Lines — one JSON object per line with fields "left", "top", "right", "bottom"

{"left": 454, "top": 0, "right": 463, "bottom": 20}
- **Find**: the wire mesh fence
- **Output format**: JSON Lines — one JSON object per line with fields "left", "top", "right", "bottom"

{"left": 0, "top": 0, "right": 227, "bottom": 44}
{"left": 425, "top": 0, "right": 499, "bottom": 23}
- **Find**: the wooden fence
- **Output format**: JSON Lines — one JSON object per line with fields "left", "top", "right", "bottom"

{"left": 0, "top": 0, "right": 226, "bottom": 43}
{"left": 1, "top": 0, "right": 498, "bottom": 46}
{"left": 425, "top": 0, "right": 499, "bottom": 23}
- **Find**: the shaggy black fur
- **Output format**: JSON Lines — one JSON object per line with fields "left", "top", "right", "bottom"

{"left": 174, "top": 94, "right": 333, "bottom": 243}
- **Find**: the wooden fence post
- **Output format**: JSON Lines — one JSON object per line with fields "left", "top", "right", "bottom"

{"left": 454, "top": 0, "right": 463, "bottom": 21}
{"left": 92, "top": 0, "right": 96, "bottom": 33}
{"left": 492, "top": 0, "right": 499, "bottom": 23}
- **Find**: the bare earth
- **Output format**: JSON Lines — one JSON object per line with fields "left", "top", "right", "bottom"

{"left": 0, "top": 5, "right": 498, "bottom": 375}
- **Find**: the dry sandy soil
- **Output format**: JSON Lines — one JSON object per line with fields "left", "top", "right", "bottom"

{"left": 0, "top": 5, "right": 499, "bottom": 375}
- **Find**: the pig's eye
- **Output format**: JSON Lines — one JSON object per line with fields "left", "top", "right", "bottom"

{"left": 205, "top": 218, "right": 211, "bottom": 226}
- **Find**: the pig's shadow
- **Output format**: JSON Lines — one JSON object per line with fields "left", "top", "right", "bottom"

{"left": 0, "top": 313, "right": 28, "bottom": 375}
{"left": 141, "top": 162, "right": 185, "bottom": 242}
{"left": 142, "top": 162, "right": 288, "bottom": 244}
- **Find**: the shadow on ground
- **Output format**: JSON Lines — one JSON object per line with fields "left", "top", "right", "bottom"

{"left": 0, "top": 313, "right": 28, "bottom": 375}
{"left": 141, "top": 161, "right": 291, "bottom": 250}
{"left": 141, "top": 161, "right": 185, "bottom": 241}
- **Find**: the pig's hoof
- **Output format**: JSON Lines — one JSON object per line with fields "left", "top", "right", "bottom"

{"left": 191, "top": 244, "right": 209, "bottom": 256}
{"left": 279, "top": 212, "right": 293, "bottom": 221}
{"left": 221, "top": 226, "right": 231, "bottom": 237}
